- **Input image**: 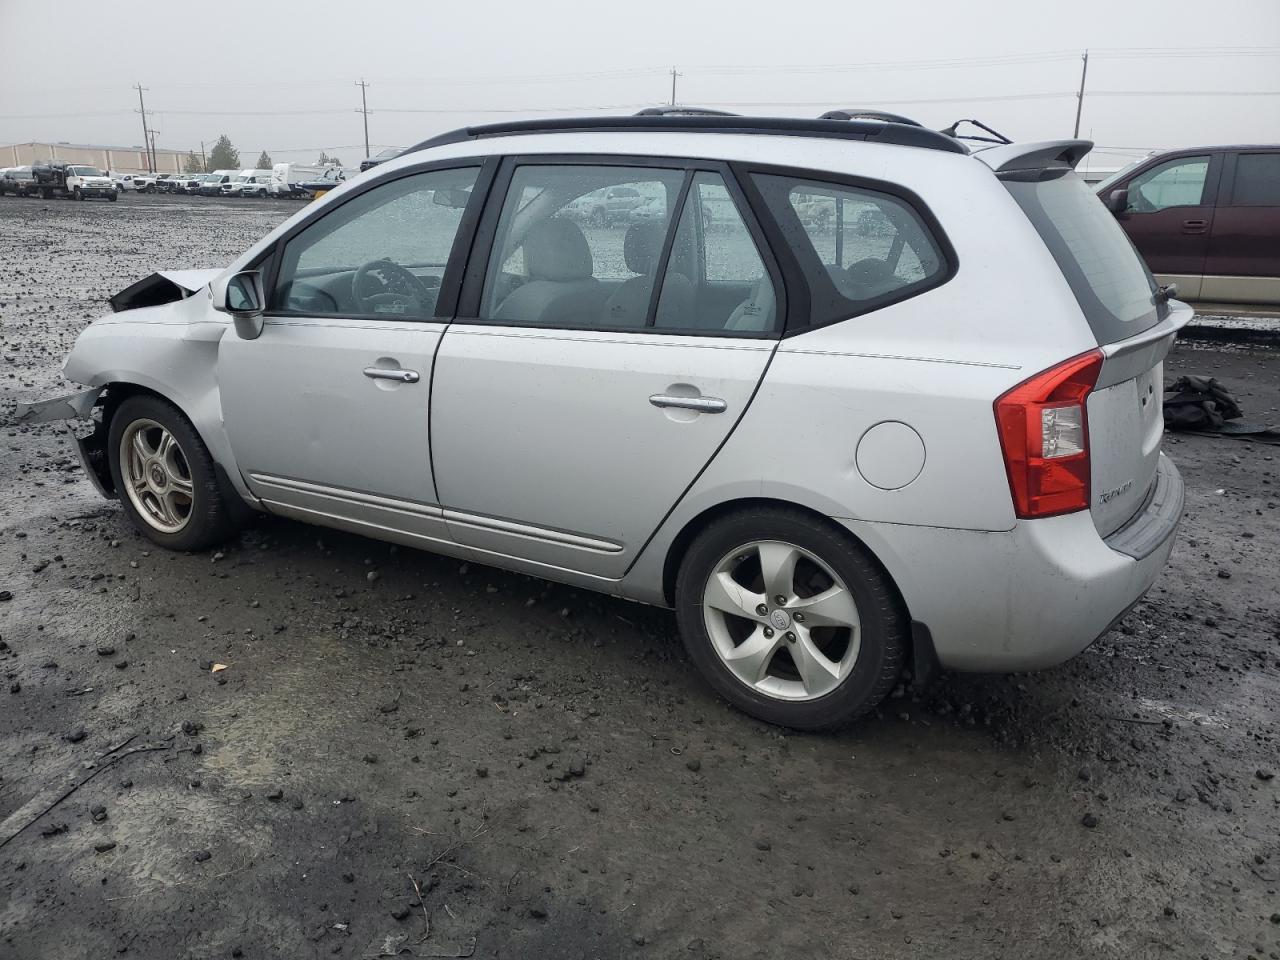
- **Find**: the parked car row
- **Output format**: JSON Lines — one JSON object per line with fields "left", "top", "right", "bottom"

{"left": 0, "top": 163, "right": 349, "bottom": 202}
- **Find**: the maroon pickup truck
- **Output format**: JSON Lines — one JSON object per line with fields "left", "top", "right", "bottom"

{"left": 1097, "top": 145, "right": 1279, "bottom": 306}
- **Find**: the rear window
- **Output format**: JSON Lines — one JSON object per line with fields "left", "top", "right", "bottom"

{"left": 1004, "top": 170, "right": 1160, "bottom": 344}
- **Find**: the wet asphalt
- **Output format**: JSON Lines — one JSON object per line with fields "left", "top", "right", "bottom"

{"left": 1, "top": 193, "right": 1279, "bottom": 960}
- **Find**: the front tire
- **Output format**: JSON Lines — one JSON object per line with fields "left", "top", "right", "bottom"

{"left": 107, "top": 395, "right": 242, "bottom": 551}
{"left": 675, "top": 508, "right": 907, "bottom": 730}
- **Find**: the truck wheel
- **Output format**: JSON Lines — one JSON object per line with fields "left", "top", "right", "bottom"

{"left": 73, "top": 187, "right": 83, "bottom": 201}
{"left": 107, "top": 395, "right": 244, "bottom": 552}
{"left": 108, "top": 191, "right": 117, "bottom": 202}
{"left": 41, "top": 188, "right": 51, "bottom": 200}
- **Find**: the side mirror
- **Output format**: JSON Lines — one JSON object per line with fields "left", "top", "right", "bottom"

{"left": 1104, "top": 188, "right": 1129, "bottom": 215}
{"left": 211, "top": 270, "right": 265, "bottom": 340}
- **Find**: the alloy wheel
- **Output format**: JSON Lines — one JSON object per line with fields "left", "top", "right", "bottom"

{"left": 702, "top": 540, "right": 862, "bottom": 701}
{"left": 119, "top": 418, "right": 195, "bottom": 533}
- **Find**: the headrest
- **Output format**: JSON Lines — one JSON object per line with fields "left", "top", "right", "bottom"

{"left": 623, "top": 221, "right": 666, "bottom": 275}
{"left": 525, "top": 218, "right": 593, "bottom": 281}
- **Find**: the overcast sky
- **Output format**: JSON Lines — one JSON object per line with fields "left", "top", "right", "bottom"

{"left": 2, "top": 0, "right": 1277, "bottom": 171}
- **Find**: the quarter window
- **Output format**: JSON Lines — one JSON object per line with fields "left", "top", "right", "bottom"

{"left": 1231, "top": 153, "right": 1280, "bottom": 205}
{"left": 272, "top": 166, "right": 480, "bottom": 319}
{"left": 752, "top": 173, "right": 946, "bottom": 327}
{"left": 1126, "top": 156, "right": 1209, "bottom": 211}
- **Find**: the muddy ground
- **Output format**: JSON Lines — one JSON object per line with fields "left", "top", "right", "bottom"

{"left": 1, "top": 193, "right": 1279, "bottom": 960}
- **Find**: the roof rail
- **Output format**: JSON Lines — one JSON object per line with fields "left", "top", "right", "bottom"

{"left": 634, "top": 106, "right": 740, "bottom": 117}
{"left": 820, "top": 109, "right": 923, "bottom": 127}
{"left": 409, "top": 114, "right": 969, "bottom": 156}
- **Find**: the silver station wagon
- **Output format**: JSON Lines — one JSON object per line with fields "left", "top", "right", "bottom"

{"left": 17, "top": 111, "right": 1188, "bottom": 729}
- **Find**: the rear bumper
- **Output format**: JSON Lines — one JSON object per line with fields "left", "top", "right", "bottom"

{"left": 843, "top": 454, "right": 1183, "bottom": 672}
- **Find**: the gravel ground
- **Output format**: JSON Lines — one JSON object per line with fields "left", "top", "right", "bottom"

{"left": 2, "top": 193, "right": 1279, "bottom": 960}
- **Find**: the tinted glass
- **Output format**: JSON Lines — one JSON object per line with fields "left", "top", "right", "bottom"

{"left": 479, "top": 164, "right": 683, "bottom": 329}
{"left": 752, "top": 174, "right": 946, "bottom": 327}
{"left": 653, "top": 173, "right": 775, "bottom": 332}
{"left": 272, "top": 166, "right": 479, "bottom": 319}
{"left": 1126, "top": 156, "right": 1208, "bottom": 211}
{"left": 1232, "top": 153, "right": 1280, "bottom": 205}
{"left": 1005, "top": 170, "right": 1159, "bottom": 345}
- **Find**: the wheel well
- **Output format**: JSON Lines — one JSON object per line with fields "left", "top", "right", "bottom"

{"left": 659, "top": 497, "right": 936, "bottom": 684}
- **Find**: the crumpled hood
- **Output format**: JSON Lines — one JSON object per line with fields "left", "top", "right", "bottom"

{"left": 108, "top": 269, "right": 223, "bottom": 313}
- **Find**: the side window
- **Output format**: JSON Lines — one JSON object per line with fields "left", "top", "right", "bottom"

{"left": 1231, "top": 153, "right": 1280, "bottom": 205}
{"left": 1126, "top": 156, "right": 1209, "bottom": 212}
{"left": 653, "top": 172, "right": 776, "bottom": 333}
{"left": 752, "top": 173, "right": 947, "bottom": 327}
{"left": 478, "top": 165, "right": 684, "bottom": 329}
{"left": 272, "top": 166, "right": 479, "bottom": 319}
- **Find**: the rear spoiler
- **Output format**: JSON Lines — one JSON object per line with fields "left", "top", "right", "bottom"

{"left": 972, "top": 140, "right": 1093, "bottom": 176}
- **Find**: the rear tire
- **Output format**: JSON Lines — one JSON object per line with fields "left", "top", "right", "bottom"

{"left": 675, "top": 507, "right": 907, "bottom": 730}
{"left": 107, "top": 395, "right": 243, "bottom": 552}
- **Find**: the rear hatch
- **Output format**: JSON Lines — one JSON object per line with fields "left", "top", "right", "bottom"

{"left": 1000, "top": 153, "right": 1188, "bottom": 537}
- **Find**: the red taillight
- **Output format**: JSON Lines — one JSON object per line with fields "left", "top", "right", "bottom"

{"left": 994, "top": 349, "right": 1104, "bottom": 519}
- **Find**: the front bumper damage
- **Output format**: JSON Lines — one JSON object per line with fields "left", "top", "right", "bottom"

{"left": 9, "top": 386, "right": 115, "bottom": 498}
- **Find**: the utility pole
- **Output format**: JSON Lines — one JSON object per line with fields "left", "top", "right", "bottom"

{"left": 148, "top": 127, "right": 160, "bottom": 173}
{"left": 199, "top": 141, "right": 207, "bottom": 172}
{"left": 669, "top": 68, "right": 679, "bottom": 107}
{"left": 355, "top": 78, "right": 371, "bottom": 160}
{"left": 1073, "top": 50, "right": 1089, "bottom": 139}
{"left": 133, "top": 83, "right": 153, "bottom": 173}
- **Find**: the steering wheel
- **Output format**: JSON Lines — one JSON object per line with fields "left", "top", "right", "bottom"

{"left": 352, "top": 259, "right": 431, "bottom": 316}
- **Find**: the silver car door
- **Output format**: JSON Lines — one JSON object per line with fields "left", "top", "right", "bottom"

{"left": 430, "top": 163, "right": 782, "bottom": 581}
{"left": 219, "top": 164, "right": 486, "bottom": 544}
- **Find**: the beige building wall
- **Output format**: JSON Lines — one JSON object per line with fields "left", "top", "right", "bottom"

{"left": 0, "top": 142, "right": 185, "bottom": 174}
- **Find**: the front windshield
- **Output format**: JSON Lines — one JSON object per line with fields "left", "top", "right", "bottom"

{"left": 71, "top": 166, "right": 102, "bottom": 177}
{"left": 233, "top": 175, "right": 248, "bottom": 183}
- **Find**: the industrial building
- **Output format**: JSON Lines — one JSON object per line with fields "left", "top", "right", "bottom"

{"left": 0, "top": 141, "right": 186, "bottom": 174}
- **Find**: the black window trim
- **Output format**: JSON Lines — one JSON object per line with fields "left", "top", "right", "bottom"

{"left": 258, "top": 155, "right": 501, "bottom": 324}
{"left": 454, "top": 152, "right": 790, "bottom": 341}
{"left": 1221, "top": 149, "right": 1280, "bottom": 207}
{"left": 731, "top": 160, "right": 958, "bottom": 337}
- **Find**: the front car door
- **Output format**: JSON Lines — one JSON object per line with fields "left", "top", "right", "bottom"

{"left": 1111, "top": 153, "right": 1221, "bottom": 299}
{"left": 218, "top": 162, "right": 490, "bottom": 546}
{"left": 429, "top": 159, "right": 784, "bottom": 583}
{"left": 1203, "top": 150, "right": 1280, "bottom": 304}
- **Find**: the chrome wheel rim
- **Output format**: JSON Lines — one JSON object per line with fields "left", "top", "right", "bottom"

{"left": 702, "top": 540, "right": 861, "bottom": 702}
{"left": 119, "top": 418, "right": 194, "bottom": 534}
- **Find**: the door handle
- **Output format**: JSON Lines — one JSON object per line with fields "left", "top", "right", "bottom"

{"left": 649, "top": 394, "right": 727, "bottom": 414}
{"left": 1181, "top": 218, "right": 1207, "bottom": 234}
{"left": 363, "top": 367, "right": 420, "bottom": 384}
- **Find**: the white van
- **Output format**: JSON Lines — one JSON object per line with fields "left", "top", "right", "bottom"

{"left": 199, "top": 170, "right": 239, "bottom": 196}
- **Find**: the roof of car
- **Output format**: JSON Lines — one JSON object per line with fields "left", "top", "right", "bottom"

{"left": 408, "top": 114, "right": 969, "bottom": 157}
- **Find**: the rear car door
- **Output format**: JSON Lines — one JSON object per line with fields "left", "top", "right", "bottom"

{"left": 218, "top": 162, "right": 489, "bottom": 541}
{"left": 1112, "top": 153, "right": 1220, "bottom": 298}
{"left": 430, "top": 159, "right": 782, "bottom": 580}
{"left": 1203, "top": 150, "right": 1280, "bottom": 304}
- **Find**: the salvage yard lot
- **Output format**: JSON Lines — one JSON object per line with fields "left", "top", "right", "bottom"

{"left": 2, "top": 193, "right": 1279, "bottom": 959}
